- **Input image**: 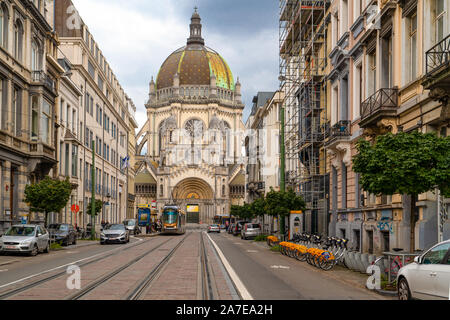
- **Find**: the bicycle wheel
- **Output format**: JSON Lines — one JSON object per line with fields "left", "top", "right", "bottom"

{"left": 319, "top": 256, "right": 335, "bottom": 271}
{"left": 306, "top": 253, "right": 313, "bottom": 265}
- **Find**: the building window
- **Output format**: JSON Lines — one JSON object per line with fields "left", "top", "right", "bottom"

{"left": 31, "top": 96, "right": 39, "bottom": 140}
{"left": 368, "top": 50, "right": 377, "bottom": 96}
{"left": 31, "top": 40, "right": 40, "bottom": 71}
{"left": 88, "top": 60, "right": 95, "bottom": 79}
{"left": 407, "top": 12, "right": 417, "bottom": 83}
{"left": 65, "top": 143, "right": 70, "bottom": 176}
{"left": 14, "top": 19, "right": 23, "bottom": 61}
{"left": 72, "top": 145, "right": 78, "bottom": 177}
{"left": 0, "top": 5, "right": 9, "bottom": 49}
{"left": 435, "top": 0, "right": 446, "bottom": 43}
{"left": 12, "top": 87, "right": 22, "bottom": 136}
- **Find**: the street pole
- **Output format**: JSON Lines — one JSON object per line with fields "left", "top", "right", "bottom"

{"left": 280, "top": 103, "right": 286, "bottom": 240}
{"left": 91, "top": 140, "right": 96, "bottom": 240}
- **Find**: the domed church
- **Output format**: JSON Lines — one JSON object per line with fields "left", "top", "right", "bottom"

{"left": 135, "top": 9, "right": 246, "bottom": 224}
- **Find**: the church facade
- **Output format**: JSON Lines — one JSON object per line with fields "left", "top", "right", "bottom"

{"left": 135, "top": 10, "right": 246, "bottom": 224}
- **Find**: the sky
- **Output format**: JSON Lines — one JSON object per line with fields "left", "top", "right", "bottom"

{"left": 71, "top": 0, "right": 280, "bottom": 131}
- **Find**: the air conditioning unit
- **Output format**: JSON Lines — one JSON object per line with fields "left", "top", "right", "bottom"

{"left": 365, "top": 5, "right": 381, "bottom": 30}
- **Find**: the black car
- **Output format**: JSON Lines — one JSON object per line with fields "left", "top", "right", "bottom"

{"left": 48, "top": 224, "right": 77, "bottom": 246}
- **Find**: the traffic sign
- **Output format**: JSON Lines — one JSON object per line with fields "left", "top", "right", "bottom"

{"left": 71, "top": 204, "right": 80, "bottom": 213}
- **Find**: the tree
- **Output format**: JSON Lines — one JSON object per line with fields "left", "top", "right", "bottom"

{"left": 87, "top": 199, "right": 104, "bottom": 217}
{"left": 24, "top": 177, "right": 73, "bottom": 227}
{"left": 265, "top": 188, "right": 306, "bottom": 236}
{"left": 353, "top": 131, "right": 450, "bottom": 250}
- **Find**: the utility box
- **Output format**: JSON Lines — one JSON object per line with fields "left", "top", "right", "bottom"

{"left": 290, "top": 211, "right": 303, "bottom": 240}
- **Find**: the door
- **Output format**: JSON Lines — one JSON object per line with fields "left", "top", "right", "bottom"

{"left": 412, "top": 243, "right": 450, "bottom": 299}
{"left": 186, "top": 205, "right": 199, "bottom": 224}
{"left": 432, "top": 247, "right": 450, "bottom": 300}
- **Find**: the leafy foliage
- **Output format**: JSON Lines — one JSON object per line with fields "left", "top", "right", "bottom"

{"left": 265, "top": 188, "right": 306, "bottom": 218}
{"left": 353, "top": 132, "right": 450, "bottom": 197}
{"left": 24, "top": 177, "right": 72, "bottom": 227}
{"left": 87, "top": 199, "right": 104, "bottom": 217}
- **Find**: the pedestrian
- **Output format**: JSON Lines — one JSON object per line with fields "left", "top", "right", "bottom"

{"left": 146, "top": 223, "right": 150, "bottom": 234}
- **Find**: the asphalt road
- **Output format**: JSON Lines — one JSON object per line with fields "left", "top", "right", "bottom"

{"left": 209, "top": 232, "right": 390, "bottom": 300}
{"left": 0, "top": 237, "right": 143, "bottom": 288}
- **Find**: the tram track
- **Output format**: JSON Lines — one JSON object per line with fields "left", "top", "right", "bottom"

{"left": 67, "top": 236, "right": 178, "bottom": 300}
{"left": 199, "top": 231, "right": 216, "bottom": 300}
{"left": 0, "top": 237, "right": 155, "bottom": 300}
{"left": 126, "top": 233, "right": 191, "bottom": 300}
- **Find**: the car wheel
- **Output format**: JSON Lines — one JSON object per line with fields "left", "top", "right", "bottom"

{"left": 29, "top": 244, "right": 38, "bottom": 256}
{"left": 398, "top": 278, "right": 412, "bottom": 300}
{"left": 100, "top": 241, "right": 105, "bottom": 245}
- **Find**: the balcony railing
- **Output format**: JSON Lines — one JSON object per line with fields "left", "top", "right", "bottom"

{"left": 361, "top": 88, "right": 398, "bottom": 121}
{"left": 426, "top": 34, "right": 450, "bottom": 76}
{"left": 31, "top": 70, "right": 56, "bottom": 93}
{"left": 330, "top": 120, "right": 351, "bottom": 138}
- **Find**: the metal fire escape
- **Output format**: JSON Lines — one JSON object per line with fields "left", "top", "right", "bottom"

{"left": 279, "top": 0, "right": 330, "bottom": 234}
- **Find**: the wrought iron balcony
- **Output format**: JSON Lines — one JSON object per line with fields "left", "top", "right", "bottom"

{"left": 360, "top": 88, "right": 398, "bottom": 127}
{"left": 331, "top": 120, "right": 351, "bottom": 137}
{"left": 423, "top": 34, "right": 450, "bottom": 100}
{"left": 31, "top": 71, "right": 56, "bottom": 93}
{"left": 426, "top": 34, "right": 450, "bottom": 76}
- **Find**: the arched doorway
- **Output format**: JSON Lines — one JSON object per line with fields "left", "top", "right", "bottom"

{"left": 172, "top": 178, "right": 214, "bottom": 224}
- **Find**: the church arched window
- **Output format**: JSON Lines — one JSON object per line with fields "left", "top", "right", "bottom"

{"left": 185, "top": 119, "right": 204, "bottom": 138}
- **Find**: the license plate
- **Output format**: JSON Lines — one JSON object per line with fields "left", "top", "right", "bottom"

{"left": 5, "top": 246, "right": 17, "bottom": 249}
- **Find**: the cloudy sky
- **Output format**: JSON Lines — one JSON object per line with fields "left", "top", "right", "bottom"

{"left": 71, "top": 0, "right": 280, "bottom": 131}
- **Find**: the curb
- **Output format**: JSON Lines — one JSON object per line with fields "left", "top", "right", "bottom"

{"left": 375, "top": 289, "right": 397, "bottom": 297}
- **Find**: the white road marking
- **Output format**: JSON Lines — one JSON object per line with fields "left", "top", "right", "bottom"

{"left": 246, "top": 250, "right": 258, "bottom": 253}
{"left": 206, "top": 232, "right": 253, "bottom": 300}
{"left": 270, "top": 265, "right": 290, "bottom": 269}
{"left": 0, "top": 269, "right": 8, "bottom": 272}
{"left": 0, "top": 240, "right": 142, "bottom": 290}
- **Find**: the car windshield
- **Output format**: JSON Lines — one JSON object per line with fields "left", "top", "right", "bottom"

{"left": 105, "top": 224, "right": 125, "bottom": 230}
{"left": 210, "top": 225, "right": 219, "bottom": 227}
{"left": 5, "top": 226, "right": 35, "bottom": 236}
{"left": 124, "top": 220, "right": 135, "bottom": 226}
{"left": 248, "top": 224, "right": 260, "bottom": 229}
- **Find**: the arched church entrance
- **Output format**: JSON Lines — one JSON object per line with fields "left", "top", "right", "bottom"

{"left": 172, "top": 178, "right": 214, "bottom": 224}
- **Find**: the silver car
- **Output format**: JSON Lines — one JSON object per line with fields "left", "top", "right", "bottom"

{"left": 241, "top": 223, "right": 261, "bottom": 240}
{"left": 0, "top": 224, "right": 50, "bottom": 256}
{"left": 100, "top": 224, "right": 130, "bottom": 244}
{"left": 207, "top": 224, "right": 220, "bottom": 233}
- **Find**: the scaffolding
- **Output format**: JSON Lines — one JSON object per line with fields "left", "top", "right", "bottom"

{"left": 279, "top": 0, "right": 330, "bottom": 234}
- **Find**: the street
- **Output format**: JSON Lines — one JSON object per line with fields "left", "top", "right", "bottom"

{"left": 0, "top": 230, "right": 390, "bottom": 300}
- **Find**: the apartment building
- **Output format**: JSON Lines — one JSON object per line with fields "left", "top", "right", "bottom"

{"left": 325, "top": 0, "right": 449, "bottom": 254}
{"left": 0, "top": 0, "right": 62, "bottom": 232}
{"left": 126, "top": 95, "right": 138, "bottom": 219}
{"left": 245, "top": 91, "right": 283, "bottom": 233}
{"left": 52, "top": 0, "right": 134, "bottom": 229}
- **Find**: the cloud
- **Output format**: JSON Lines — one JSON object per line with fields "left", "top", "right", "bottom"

{"left": 71, "top": 0, "right": 279, "bottom": 128}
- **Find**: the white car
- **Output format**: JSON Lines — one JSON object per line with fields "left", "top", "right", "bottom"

{"left": 397, "top": 239, "right": 450, "bottom": 300}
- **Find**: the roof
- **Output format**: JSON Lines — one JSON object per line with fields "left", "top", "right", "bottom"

{"left": 250, "top": 92, "right": 275, "bottom": 116}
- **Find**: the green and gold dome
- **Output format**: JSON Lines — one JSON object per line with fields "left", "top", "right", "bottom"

{"left": 155, "top": 10, "right": 235, "bottom": 92}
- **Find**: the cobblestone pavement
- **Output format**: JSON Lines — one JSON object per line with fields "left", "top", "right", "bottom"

{"left": 0, "top": 231, "right": 236, "bottom": 300}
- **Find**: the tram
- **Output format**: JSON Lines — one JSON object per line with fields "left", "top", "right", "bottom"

{"left": 161, "top": 205, "right": 186, "bottom": 235}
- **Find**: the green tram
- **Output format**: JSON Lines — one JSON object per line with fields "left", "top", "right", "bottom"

{"left": 161, "top": 205, "right": 186, "bottom": 235}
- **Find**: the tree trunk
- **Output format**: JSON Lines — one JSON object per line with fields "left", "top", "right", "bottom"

{"left": 410, "top": 193, "right": 417, "bottom": 253}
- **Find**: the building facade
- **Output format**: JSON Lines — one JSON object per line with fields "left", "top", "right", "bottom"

{"left": 136, "top": 11, "right": 246, "bottom": 224}
{"left": 53, "top": 0, "right": 135, "bottom": 228}
{"left": 0, "top": 0, "right": 61, "bottom": 232}
{"left": 280, "top": 0, "right": 450, "bottom": 254}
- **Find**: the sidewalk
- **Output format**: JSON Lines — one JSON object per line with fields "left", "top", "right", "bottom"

{"left": 251, "top": 240, "right": 397, "bottom": 299}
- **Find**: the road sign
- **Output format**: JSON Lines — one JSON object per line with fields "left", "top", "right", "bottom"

{"left": 71, "top": 204, "right": 80, "bottom": 213}
{"left": 151, "top": 200, "right": 157, "bottom": 209}
{"left": 21, "top": 216, "right": 27, "bottom": 224}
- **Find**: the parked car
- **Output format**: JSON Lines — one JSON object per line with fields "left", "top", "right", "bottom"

{"left": 48, "top": 224, "right": 77, "bottom": 246}
{"left": 0, "top": 224, "right": 49, "bottom": 256}
{"left": 233, "top": 221, "right": 247, "bottom": 236}
{"left": 241, "top": 223, "right": 261, "bottom": 240}
{"left": 100, "top": 224, "right": 130, "bottom": 245}
{"left": 123, "top": 219, "right": 140, "bottom": 235}
{"left": 397, "top": 239, "right": 450, "bottom": 300}
{"left": 228, "top": 224, "right": 235, "bottom": 234}
{"left": 207, "top": 224, "right": 220, "bottom": 233}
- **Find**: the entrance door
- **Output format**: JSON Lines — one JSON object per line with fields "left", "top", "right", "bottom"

{"left": 186, "top": 204, "right": 200, "bottom": 224}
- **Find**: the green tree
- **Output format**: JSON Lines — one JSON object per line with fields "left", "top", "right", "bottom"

{"left": 353, "top": 131, "right": 450, "bottom": 250}
{"left": 24, "top": 177, "right": 73, "bottom": 227}
{"left": 87, "top": 199, "right": 103, "bottom": 217}
{"left": 265, "top": 188, "right": 306, "bottom": 236}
